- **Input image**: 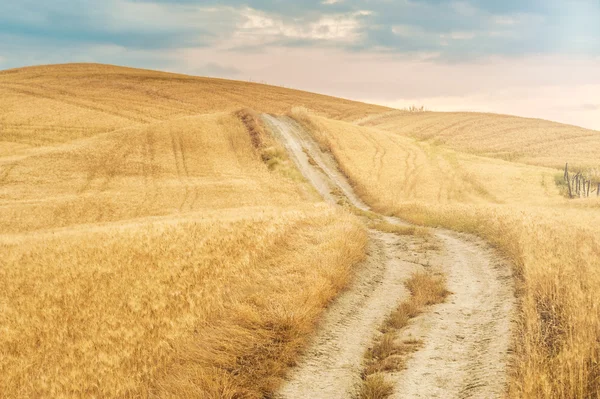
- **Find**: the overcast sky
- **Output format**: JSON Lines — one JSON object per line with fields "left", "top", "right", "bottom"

{"left": 1, "top": 1, "right": 599, "bottom": 129}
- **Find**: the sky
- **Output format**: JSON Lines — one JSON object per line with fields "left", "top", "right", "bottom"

{"left": 1, "top": 0, "right": 599, "bottom": 130}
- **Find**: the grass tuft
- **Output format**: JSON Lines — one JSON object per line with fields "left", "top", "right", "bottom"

{"left": 358, "top": 374, "right": 394, "bottom": 399}
{"left": 360, "top": 272, "right": 448, "bottom": 397}
{"left": 369, "top": 221, "right": 430, "bottom": 237}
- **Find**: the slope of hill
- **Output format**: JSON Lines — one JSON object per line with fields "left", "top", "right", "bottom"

{"left": 359, "top": 110, "right": 600, "bottom": 169}
{"left": 0, "top": 63, "right": 389, "bottom": 146}
{"left": 0, "top": 64, "right": 372, "bottom": 398}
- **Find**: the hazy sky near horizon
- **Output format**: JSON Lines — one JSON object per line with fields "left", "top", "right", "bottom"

{"left": 1, "top": 1, "right": 599, "bottom": 129}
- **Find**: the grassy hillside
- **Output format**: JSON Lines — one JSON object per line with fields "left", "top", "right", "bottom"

{"left": 0, "top": 64, "right": 372, "bottom": 398}
{"left": 292, "top": 108, "right": 600, "bottom": 399}
{"left": 0, "top": 63, "right": 388, "bottom": 146}
{"left": 359, "top": 110, "right": 600, "bottom": 169}
{"left": 2, "top": 63, "right": 599, "bottom": 398}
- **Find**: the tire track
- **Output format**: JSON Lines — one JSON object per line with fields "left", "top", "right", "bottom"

{"left": 0, "top": 163, "right": 17, "bottom": 186}
{"left": 137, "top": 129, "right": 159, "bottom": 217}
{"left": 392, "top": 232, "right": 515, "bottom": 399}
{"left": 169, "top": 131, "right": 189, "bottom": 211}
{"left": 169, "top": 131, "right": 194, "bottom": 212}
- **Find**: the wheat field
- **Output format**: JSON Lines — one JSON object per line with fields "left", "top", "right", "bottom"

{"left": 2, "top": 63, "right": 600, "bottom": 398}
{"left": 292, "top": 108, "right": 600, "bottom": 399}
{"left": 0, "top": 64, "right": 373, "bottom": 397}
{"left": 357, "top": 110, "right": 600, "bottom": 169}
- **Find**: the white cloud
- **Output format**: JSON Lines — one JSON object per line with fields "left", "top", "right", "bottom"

{"left": 105, "top": 1, "right": 238, "bottom": 37}
{"left": 394, "top": 25, "right": 476, "bottom": 42}
{"left": 226, "top": 7, "right": 367, "bottom": 48}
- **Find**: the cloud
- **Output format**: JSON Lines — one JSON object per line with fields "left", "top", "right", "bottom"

{"left": 0, "top": 1, "right": 238, "bottom": 49}
{"left": 227, "top": 7, "right": 371, "bottom": 49}
{"left": 2, "top": 0, "right": 599, "bottom": 63}
{"left": 0, "top": 35, "right": 178, "bottom": 71}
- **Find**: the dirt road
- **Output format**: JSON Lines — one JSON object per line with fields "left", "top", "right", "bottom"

{"left": 263, "top": 115, "right": 515, "bottom": 399}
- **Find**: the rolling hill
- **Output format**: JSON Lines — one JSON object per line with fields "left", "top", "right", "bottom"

{"left": 1, "top": 63, "right": 599, "bottom": 398}
{"left": 359, "top": 110, "right": 600, "bottom": 169}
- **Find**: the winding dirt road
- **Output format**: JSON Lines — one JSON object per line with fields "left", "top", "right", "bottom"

{"left": 263, "top": 115, "right": 516, "bottom": 399}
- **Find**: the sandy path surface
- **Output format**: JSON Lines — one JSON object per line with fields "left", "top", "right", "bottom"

{"left": 263, "top": 115, "right": 515, "bottom": 399}
{"left": 392, "top": 232, "right": 515, "bottom": 399}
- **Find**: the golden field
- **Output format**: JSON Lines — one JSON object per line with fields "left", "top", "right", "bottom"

{"left": 358, "top": 110, "right": 600, "bottom": 169}
{"left": 0, "top": 64, "right": 372, "bottom": 397}
{"left": 292, "top": 108, "right": 600, "bottom": 399}
{"left": 0, "top": 63, "right": 386, "bottom": 148}
{"left": 2, "top": 63, "right": 600, "bottom": 398}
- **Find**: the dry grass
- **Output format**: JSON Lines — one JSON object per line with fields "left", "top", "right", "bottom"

{"left": 1, "top": 208, "right": 367, "bottom": 398}
{"left": 360, "top": 272, "right": 449, "bottom": 398}
{"left": 368, "top": 221, "right": 430, "bottom": 237}
{"left": 359, "top": 110, "right": 600, "bottom": 169}
{"left": 0, "top": 64, "right": 373, "bottom": 398}
{"left": 236, "top": 108, "right": 304, "bottom": 180}
{"left": 291, "top": 107, "right": 335, "bottom": 155}
{"left": 382, "top": 272, "right": 450, "bottom": 334}
{"left": 0, "top": 63, "right": 388, "bottom": 146}
{"left": 0, "top": 112, "right": 319, "bottom": 234}
{"left": 297, "top": 112, "right": 600, "bottom": 398}
{"left": 358, "top": 374, "right": 394, "bottom": 399}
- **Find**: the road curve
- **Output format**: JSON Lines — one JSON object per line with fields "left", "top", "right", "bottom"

{"left": 263, "top": 115, "right": 516, "bottom": 399}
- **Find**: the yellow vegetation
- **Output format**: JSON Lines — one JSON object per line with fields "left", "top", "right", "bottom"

{"left": 359, "top": 374, "right": 394, "bottom": 399}
{"left": 1, "top": 208, "right": 366, "bottom": 398}
{"left": 361, "top": 272, "right": 449, "bottom": 399}
{"left": 358, "top": 110, "right": 600, "bottom": 169}
{"left": 3, "top": 62, "right": 600, "bottom": 398}
{"left": 0, "top": 63, "right": 387, "bottom": 146}
{"left": 294, "top": 109, "right": 600, "bottom": 399}
{"left": 0, "top": 64, "right": 370, "bottom": 397}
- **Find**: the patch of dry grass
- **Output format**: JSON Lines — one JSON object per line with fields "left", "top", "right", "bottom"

{"left": 0, "top": 112, "right": 319, "bottom": 234}
{"left": 368, "top": 221, "right": 430, "bottom": 237}
{"left": 290, "top": 107, "right": 335, "bottom": 154}
{"left": 358, "top": 374, "right": 394, "bottom": 399}
{"left": 1, "top": 208, "right": 367, "bottom": 398}
{"left": 236, "top": 108, "right": 304, "bottom": 181}
{"left": 380, "top": 273, "right": 449, "bottom": 336}
{"left": 360, "top": 273, "right": 449, "bottom": 398}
